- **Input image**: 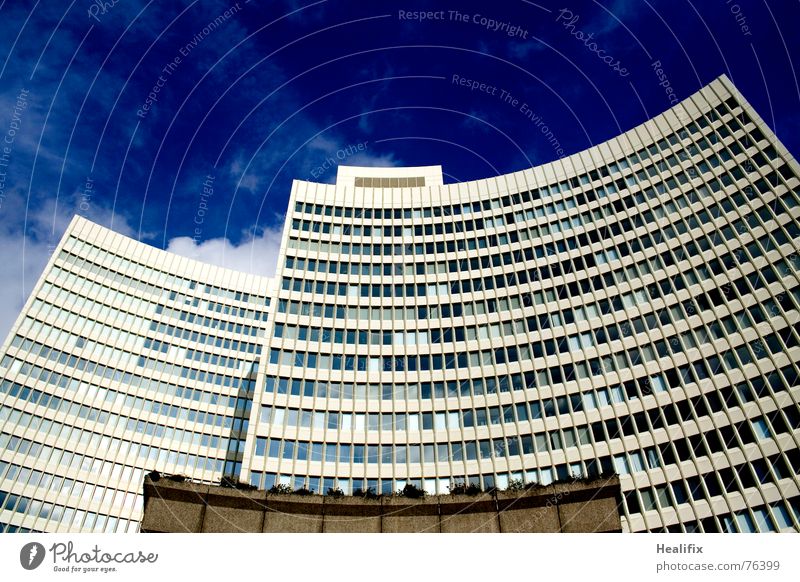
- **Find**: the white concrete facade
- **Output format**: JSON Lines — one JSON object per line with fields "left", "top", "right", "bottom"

{"left": 0, "top": 218, "right": 274, "bottom": 532}
{"left": 245, "top": 75, "right": 800, "bottom": 533}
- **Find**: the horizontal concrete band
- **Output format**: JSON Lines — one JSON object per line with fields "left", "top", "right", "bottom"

{"left": 142, "top": 475, "right": 621, "bottom": 533}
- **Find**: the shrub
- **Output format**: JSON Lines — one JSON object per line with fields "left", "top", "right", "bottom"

{"left": 397, "top": 483, "right": 426, "bottom": 499}
{"left": 326, "top": 487, "right": 344, "bottom": 498}
{"left": 268, "top": 483, "right": 294, "bottom": 495}
{"left": 448, "top": 481, "right": 482, "bottom": 495}
{"left": 220, "top": 476, "right": 257, "bottom": 490}
{"left": 352, "top": 487, "right": 379, "bottom": 499}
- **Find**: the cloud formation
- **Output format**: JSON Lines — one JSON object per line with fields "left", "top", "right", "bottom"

{"left": 166, "top": 221, "right": 284, "bottom": 278}
{"left": 0, "top": 187, "right": 136, "bottom": 342}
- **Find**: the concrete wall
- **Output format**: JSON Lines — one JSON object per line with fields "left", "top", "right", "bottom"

{"left": 142, "top": 475, "right": 622, "bottom": 533}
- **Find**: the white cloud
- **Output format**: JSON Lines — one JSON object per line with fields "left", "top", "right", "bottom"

{"left": 0, "top": 203, "right": 284, "bottom": 343}
{"left": 347, "top": 152, "right": 399, "bottom": 167}
{"left": 0, "top": 189, "right": 136, "bottom": 342}
{"left": 303, "top": 133, "right": 402, "bottom": 183}
{"left": 0, "top": 230, "right": 53, "bottom": 345}
{"left": 307, "top": 135, "right": 340, "bottom": 152}
{"left": 166, "top": 221, "right": 285, "bottom": 278}
{"left": 226, "top": 154, "right": 263, "bottom": 194}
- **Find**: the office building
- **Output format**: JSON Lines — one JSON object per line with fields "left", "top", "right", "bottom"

{"left": 1, "top": 75, "right": 799, "bottom": 532}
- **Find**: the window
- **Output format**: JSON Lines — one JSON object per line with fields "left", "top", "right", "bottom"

{"left": 753, "top": 508, "right": 775, "bottom": 532}
{"left": 650, "top": 374, "right": 668, "bottom": 393}
{"left": 735, "top": 511, "right": 757, "bottom": 533}
{"left": 646, "top": 448, "right": 660, "bottom": 469}
{"left": 771, "top": 503, "right": 794, "bottom": 530}
{"left": 629, "top": 451, "right": 645, "bottom": 472}
{"left": 640, "top": 489, "right": 657, "bottom": 511}
{"left": 752, "top": 418, "right": 771, "bottom": 440}
{"left": 656, "top": 485, "right": 672, "bottom": 508}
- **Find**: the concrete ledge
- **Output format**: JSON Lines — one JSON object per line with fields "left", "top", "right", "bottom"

{"left": 381, "top": 496, "right": 440, "bottom": 533}
{"left": 323, "top": 496, "right": 382, "bottom": 533}
{"left": 265, "top": 495, "right": 324, "bottom": 533}
{"left": 142, "top": 475, "right": 622, "bottom": 533}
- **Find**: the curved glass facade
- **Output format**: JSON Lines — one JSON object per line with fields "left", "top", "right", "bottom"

{"left": 1, "top": 75, "right": 799, "bottom": 533}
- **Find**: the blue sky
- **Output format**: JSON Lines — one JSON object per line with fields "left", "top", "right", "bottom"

{"left": 0, "top": 0, "right": 798, "bottom": 338}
